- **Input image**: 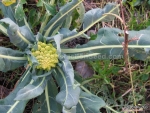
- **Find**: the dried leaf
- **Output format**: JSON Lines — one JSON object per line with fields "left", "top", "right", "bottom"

{"left": 75, "top": 61, "right": 94, "bottom": 78}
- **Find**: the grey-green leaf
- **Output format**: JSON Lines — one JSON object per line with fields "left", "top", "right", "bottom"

{"left": 43, "top": 0, "right": 83, "bottom": 37}
{"left": 0, "top": 3, "right": 16, "bottom": 22}
{"left": 0, "top": 22, "right": 8, "bottom": 36}
{"left": 0, "top": 18, "right": 16, "bottom": 26}
{"left": 59, "top": 28, "right": 77, "bottom": 42}
{"left": 0, "top": 67, "right": 32, "bottom": 113}
{"left": 14, "top": 84, "right": 43, "bottom": 100}
{"left": 0, "top": 47, "right": 27, "bottom": 72}
{"left": 20, "top": 0, "right": 27, "bottom": 4}
{"left": 44, "top": 2, "right": 56, "bottom": 16}
{"left": 0, "top": 18, "right": 35, "bottom": 49}
{"left": 76, "top": 3, "right": 85, "bottom": 28}
{"left": 15, "top": 76, "right": 49, "bottom": 100}
{"left": 83, "top": 3, "right": 119, "bottom": 30}
{"left": 60, "top": 2, "right": 119, "bottom": 44}
{"left": 76, "top": 91, "right": 106, "bottom": 113}
{"left": 63, "top": 27, "right": 150, "bottom": 60}
{"left": 0, "top": 1, "right": 26, "bottom": 26}
{"left": 51, "top": 34, "right": 63, "bottom": 53}
{"left": 54, "top": 54, "right": 80, "bottom": 109}
{"left": 32, "top": 79, "right": 62, "bottom": 113}
{"left": 15, "top": 4, "right": 25, "bottom": 21}
{"left": 63, "top": 106, "right": 76, "bottom": 113}
{"left": 37, "top": 0, "right": 43, "bottom": 7}
{"left": 62, "top": 15, "right": 72, "bottom": 29}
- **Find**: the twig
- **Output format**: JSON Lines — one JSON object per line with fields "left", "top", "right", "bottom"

{"left": 119, "top": 1, "right": 137, "bottom": 113}
{"left": 119, "top": 0, "right": 129, "bottom": 70}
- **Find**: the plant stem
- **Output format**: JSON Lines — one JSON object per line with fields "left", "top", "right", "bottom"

{"left": 7, "top": 101, "right": 19, "bottom": 113}
{"left": 39, "top": 14, "right": 50, "bottom": 33}
{"left": 50, "top": 0, "right": 55, "bottom": 5}
{"left": 45, "top": 84, "right": 51, "bottom": 113}
{"left": 105, "top": 105, "right": 120, "bottom": 113}
{"left": 120, "top": 1, "right": 137, "bottom": 112}
{"left": 119, "top": 0, "right": 129, "bottom": 70}
{"left": 124, "top": 31, "right": 129, "bottom": 70}
{"left": 17, "top": 31, "right": 32, "bottom": 44}
{"left": 62, "top": 45, "right": 150, "bottom": 53}
{"left": 75, "top": 80, "right": 92, "bottom": 94}
{"left": 0, "top": 54, "right": 27, "bottom": 60}
{"left": 80, "top": 85, "right": 92, "bottom": 94}
{"left": 67, "top": 53, "right": 100, "bottom": 60}
{"left": 0, "top": 24, "right": 8, "bottom": 36}
{"left": 128, "top": 56, "right": 137, "bottom": 113}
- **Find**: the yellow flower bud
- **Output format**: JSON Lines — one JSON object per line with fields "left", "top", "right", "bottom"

{"left": 31, "top": 41, "right": 58, "bottom": 71}
{"left": 38, "top": 45, "right": 42, "bottom": 50}
{"left": 35, "top": 51, "right": 40, "bottom": 55}
{"left": 52, "top": 48, "right": 56, "bottom": 52}
{"left": 41, "top": 43, "right": 46, "bottom": 47}
{"left": 41, "top": 48, "right": 45, "bottom": 52}
{"left": 45, "top": 46, "right": 51, "bottom": 50}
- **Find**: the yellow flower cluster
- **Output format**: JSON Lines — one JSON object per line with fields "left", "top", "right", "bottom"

{"left": 32, "top": 42, "right": 58, "bottom": 71}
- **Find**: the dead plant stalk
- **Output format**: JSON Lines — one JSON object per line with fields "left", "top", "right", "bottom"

{"left": 119, "top": 1, "right": 137, "bottom": 113}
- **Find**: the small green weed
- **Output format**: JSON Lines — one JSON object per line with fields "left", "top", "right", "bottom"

{"left": 85, "top": 59, "right": 150, "bottom": 112}
{"left": 81, "top": 60, "right": 120, "bottom": 94}
{"left": 125, "top": 0, "right": 150, "bottom": 30}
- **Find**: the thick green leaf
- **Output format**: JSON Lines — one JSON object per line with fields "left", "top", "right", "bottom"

{"left": 15, "top": 76, "right": 50, "bottom": 100}
{"left": 0, "top": 23, "right": 8, "bottom": 36}
{"left": 43, "top": 2, "right": 56, "bottom": 16}
{"left": 32, "top": 78, "right": 62, "bottom": 113}
{"left": 0, "top": 47, "right": 27, "bottom": 72}
{"left": 15, "top": 4, "right": 25, "bottom": 21}
{"left": 43, "top": 0, "right": 83, "bottom": 37}
{"left": 0, "top": 18, "right": 36, "bottom": 50}
{"left": 62, "top": 15, "right": 72, "bottom": 29}
{"left": 60, "top": 2, "right": 119, "bottom": 44}
{"left": 54, "top": 54, "right": 80, "bottom": 110}
{"left": 20, "top": 0, "right": 27, "bottom": 4}
{"left": 0, "top": 47, "right": 25, "bottom": 57}
{"left": 59, "top": 28, "right": 90, "bottom": 46}
{"left": 149, "top": 0, "right": 150, "bottom": 5}
{"left": 28, "top": 9, "right": 37, "bottom": 28}
{"left": 62, "top": 27, "right": 150, "bottom": 60}
{"left": 76, "top": 3, "right": 85, "bottom": 22}
{"left": 74, "top": 2, "right": 85, "bottom": 29}
{"left": 45, "top": 35, "right": 63, "bottom": 57}
{"left": 83, "top": 3, "right": 119, "bottom": 29}
{"left": 59, "top": 28, "right": 77, "bottom": 40}
{"left": 8, "top": 25, "right": 35, "bottom": 50}
{"left": 0, "top": 1, "right": 25, "bottom": 26}
{"left": 76, "top": 91, "right": 106, "bottom": 113}
{"left": 36, "top": 32, "right": 45, "bottom": 42}
{"left": 28, "top": 8, "right": 45, "bottom": 30}
{"left": 0, "top": 18, "right": 16, "bottom": 26}
{"left": 26, "top": 50, "right": 38, "bottom": 68}
{"left": 46, "top": 34, "right": 63, "bottom": 52}
{"left": 14, "top": 84, "right": 43, "bottom": 100}
{"left": 0, "top": 67, "right": 32, "bottom": 113}
{"left": 53, "top": 34, "right": 63, "bottom": 53}
{"left": 63, "top": 106, "right": 76, "bottom": 113}
{"left": 32, "top": 70, "right": 53, "bottom": 80}
{"left": 0, "top": 3, "right": 16, "bottom": 22}
{"left": 133, "top": 0, "right": 142, "bottom": 6}
{"left": 37, "top": 0, "right": 43, "bottom": 7}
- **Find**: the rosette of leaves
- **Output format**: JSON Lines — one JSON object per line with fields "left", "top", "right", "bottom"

{"left": 1, "top": 0, "right": 150, "bottom": 113}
